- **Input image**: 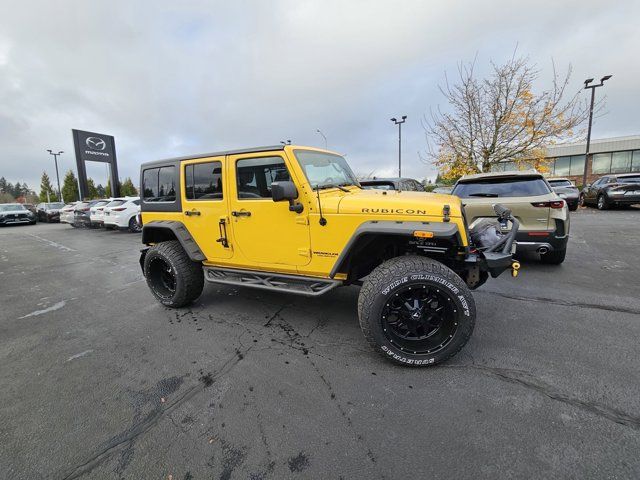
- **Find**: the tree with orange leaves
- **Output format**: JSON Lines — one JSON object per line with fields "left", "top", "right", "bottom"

{"left": 425, "top": 54, "right": 591, "bottom": 180}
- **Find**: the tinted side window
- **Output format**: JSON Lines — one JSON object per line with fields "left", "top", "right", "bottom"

{"left": 185, "top": 161, "right": 223, "bottom": 200}
{"left": 236, "top": 157, "right": 290, "bottom": 199}
{"left": 143, "top": 166, "right": 176, "bottom": 202}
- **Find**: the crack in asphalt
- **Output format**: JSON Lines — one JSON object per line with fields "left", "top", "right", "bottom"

{"left": 59, "top": 346, "right": 251, "bottom": 480}
{"left": 444, "top": 364, "right": 640, "bottom": 430}
{"left": 478, "top": 290, "right": 640, "bottom": 316}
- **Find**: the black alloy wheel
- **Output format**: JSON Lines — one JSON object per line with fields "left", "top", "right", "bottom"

{"left": 381, "top": 284, "right": 457, "bottom": 355}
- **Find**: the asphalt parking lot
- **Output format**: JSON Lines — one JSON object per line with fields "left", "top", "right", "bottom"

{"left": 1, "top": 208, "right": 639, "bottom": 480}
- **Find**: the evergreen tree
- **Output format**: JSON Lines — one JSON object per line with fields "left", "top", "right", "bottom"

{"left": 87, "top": 178, "right": 99, "bottom": 199}
{"left": 39, "top": 172, "right": 59, "bottom": 202}
{"left": 96, "top": 184, "right": 106, "bottom": 198}
{"left": 105, "top": 178, "right": 111, "bottom": 198}
{"left": 0, "top": 177, "right": 7, "bottom": 194}
{"left": 13, "top": 182, "right": 22, "bottom": 198}
{"left": 120, "top": 177, "right": 138, "bottom": 196}
{"left": 61, "top": 170, "right": 79, "bottom": 202}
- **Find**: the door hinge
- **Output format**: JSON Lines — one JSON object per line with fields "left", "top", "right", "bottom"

{"left": 297, "top": 248, "right": 311, "bottom": 257}
{"left": 295, "top": 216, "right": 309, "bottom": 225}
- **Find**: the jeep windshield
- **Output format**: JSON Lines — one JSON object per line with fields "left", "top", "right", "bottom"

{"left": 453, "top": 177, "right": 551, "bottom": 198}
{"left": 294, "top": 150, "right": 360, "bottom": 189}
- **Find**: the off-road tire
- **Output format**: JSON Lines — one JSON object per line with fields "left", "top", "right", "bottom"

{"left": 597, "top": 194, "right": 609, "bottom": 210}
{"left": 358, "top": 255, "right": 476, "bottom": 367}
{"left": 540, "top": 248, "right": 566, "bottom": 265}
{"left": 144, "top": 240, "right": 204, "bottom": 308}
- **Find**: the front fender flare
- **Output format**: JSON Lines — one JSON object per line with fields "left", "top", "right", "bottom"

{"left": 329, "top": 220, "right": 461, "bottom": 278}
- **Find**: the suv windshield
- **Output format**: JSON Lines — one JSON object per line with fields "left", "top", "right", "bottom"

{"left": 106, "top": 200, "right": 126, "bottom": 207}
{"left": 0, "top": 204, "right": 25, "bottom": 212}
{"left": 453, "top": 177, "right": 551, "bottom": 198}
{"left": 548, "top": 180, "right": 573, "bottom": 187}
{"left": 294, "top": 150, "right": 359, "bottom": 189}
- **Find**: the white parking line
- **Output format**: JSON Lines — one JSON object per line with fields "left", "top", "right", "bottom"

{"left": 66, "top": 350, "right": 94, "bottom": 362}
{"left": 19, "top": 300, "right": 66, "bottom": 318}
{"left": 25, "top": 233, "right": 76, "bottom": 252}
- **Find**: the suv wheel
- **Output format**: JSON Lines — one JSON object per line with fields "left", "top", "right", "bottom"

{"left": 358, "top": 256, "right": 475, "bottom": 367}
{"left": 540, "top": 248, "right": 566, "bottom": 265}
{"left": 128, "top": 216, "right": 142, "bottom": 233}
{"left": 597, "top": 194, "right": 609, "bottom": 210}
{"left": 144, "top": 240, "right": 204, "bottom": 307}
{"left": 578, "top": 193, "right": 586, "bottom": 207}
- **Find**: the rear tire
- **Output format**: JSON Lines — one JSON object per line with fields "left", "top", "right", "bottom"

{"left": 144, "top": 240, "right": 204, "bottom": 308}
{"left": 540, "top": 248, "right": 566, "bottom": 265}
{"left": 128, "top": 216, "right": 142, "bottom": 233}
{"left": 597, "top": 194, "right": 609, "bottom": 210}
{"left": 358, "top": 255, "right": 475, "bottom": 367}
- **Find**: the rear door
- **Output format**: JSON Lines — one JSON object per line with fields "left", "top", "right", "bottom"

{"left": 454, "top": 176, "right": 554, "bottom": 231}
{"left": 181, "top": 157, "right": 233, "bottom": 259}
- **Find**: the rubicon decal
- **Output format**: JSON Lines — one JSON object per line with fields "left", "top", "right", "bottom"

{"left": 361, "top": 208, "right": 427, "bottom": 215}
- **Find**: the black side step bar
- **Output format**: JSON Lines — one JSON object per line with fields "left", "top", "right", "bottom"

{"left": 203, "top": 267, "right": 340, "bottom": 297}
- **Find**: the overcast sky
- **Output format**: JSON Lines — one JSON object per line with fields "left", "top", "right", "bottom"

{"left": 1, "top": 0, "right": 638, "bottom": 191}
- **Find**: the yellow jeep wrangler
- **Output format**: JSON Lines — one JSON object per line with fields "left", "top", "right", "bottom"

{"left": 139, "top": 145, "right": 519, "bottom": 366}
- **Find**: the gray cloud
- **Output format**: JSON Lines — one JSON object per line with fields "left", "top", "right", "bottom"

{"left": 1, "top": 0, "right": 638, "bottom": 191}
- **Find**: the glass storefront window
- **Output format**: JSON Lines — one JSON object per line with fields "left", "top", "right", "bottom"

{"left": 592, "top": 153, "right": 611, "bottom": 174}
{"left": 610, "top": 151, "right": 632, "bottom": 173}
{"left": 554, "top": 156, "right": 571, "bottom": 175}
{"left": 569, "top": 155, "right": 585, "bottom": 176}
{"left": 632, "top": 150, "right": 640, "bottom": 172}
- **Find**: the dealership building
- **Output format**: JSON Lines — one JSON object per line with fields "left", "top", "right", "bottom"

{"left": 494, "top": 135, "right": 640, "bottom": 185}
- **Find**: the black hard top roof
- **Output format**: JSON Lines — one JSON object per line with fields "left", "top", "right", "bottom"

{"left": 141, "top": 145, "right": 285, "bottom": 168}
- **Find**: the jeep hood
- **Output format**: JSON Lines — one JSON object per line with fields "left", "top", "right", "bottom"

{"left": 332, "top": 189, "right": 463, "bottom": 218}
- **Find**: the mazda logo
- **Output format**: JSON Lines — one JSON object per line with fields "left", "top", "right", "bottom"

{"left": 86, "top": 137, "right": 106, "bottom": 151}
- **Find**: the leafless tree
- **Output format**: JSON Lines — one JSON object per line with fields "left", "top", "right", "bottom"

{"left": 424, "top": 53, "right": 592, "bottom": 178}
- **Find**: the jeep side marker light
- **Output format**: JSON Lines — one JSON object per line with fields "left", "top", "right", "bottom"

{"left": 413, "top": 231, "right": 435, "bottom": 238}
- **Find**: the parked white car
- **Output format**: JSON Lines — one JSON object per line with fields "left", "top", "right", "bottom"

{"left": 103, "top": 197, "right": 141, "bottom": 232}
{"left": 59, "top": 202, "right": 78, "bottom": 225}
{"left": 89, "top": 199, "right": 113, "bottom": 227}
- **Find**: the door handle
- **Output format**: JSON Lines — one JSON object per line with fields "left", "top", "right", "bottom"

{"left": 231, "top": 210, "right": 251, "bottom": 217}
{"left": 185, "top": 209, "right": 201, "bottom": 216}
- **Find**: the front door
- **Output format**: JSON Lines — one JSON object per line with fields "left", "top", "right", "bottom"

{"left": 181, "top": 158, "right": 233, "bottom": 259}
{"left": 227, "top": 153, "right": 310, "bottom": 267}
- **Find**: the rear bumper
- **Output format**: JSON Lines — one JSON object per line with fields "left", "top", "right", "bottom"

{"left": 515, "top": 231, "right": 568, "bottom": 253}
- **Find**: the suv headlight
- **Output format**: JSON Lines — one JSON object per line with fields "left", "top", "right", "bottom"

{"left": 610, "top": 190, "right": 625, "bottom": 195}
{"left": 558, "top": 193, "right": 567, "bottom": 198}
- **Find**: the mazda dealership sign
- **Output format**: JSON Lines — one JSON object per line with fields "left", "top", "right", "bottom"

{"left": 73, "top": 130, "right": 116, "bottom": 162}
{"left": 72, "top": 129, "right": 120, "bottom": 198}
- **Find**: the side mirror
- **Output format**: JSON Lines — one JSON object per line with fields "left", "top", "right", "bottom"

{"left": 271, "top": 181, "right": 297, "bottom": 202}
{"left": 271, "top": 181, "right": 304, "bottom": 213}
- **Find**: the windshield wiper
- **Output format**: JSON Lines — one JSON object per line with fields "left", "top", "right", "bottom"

{"left": 468, "top": 193, "right": 499, "bottom": 197}
{"left": 338, "top": 182, "right": 361, "bottom": 189}
{"left": 316, "top": 183, "right": 349, "bottom": 192}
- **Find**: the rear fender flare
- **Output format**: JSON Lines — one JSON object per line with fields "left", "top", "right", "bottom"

{"left": 141, "top": 220, "right": 205, "bottom": 262}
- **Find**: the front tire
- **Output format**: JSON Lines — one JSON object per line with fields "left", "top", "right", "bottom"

{"left": 358, "top": 256, "right": 476, "bottom": 367}
{"left": 144, "top": 240, "right": 204, "bottom": 308}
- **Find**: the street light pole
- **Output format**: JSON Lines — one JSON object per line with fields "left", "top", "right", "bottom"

{"left": 47, "top": 149, "right": 64, "bottom": 202}
{"left": 316, "top": 129, "right": 328, "bottom": 149}
{"left": 582, "top": 75, "right": 611, "bottom": 188}
{"left": 390, "top": 116, "right": 407, "bottom": 177}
